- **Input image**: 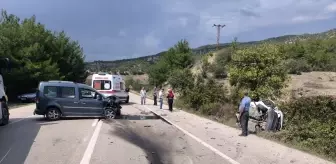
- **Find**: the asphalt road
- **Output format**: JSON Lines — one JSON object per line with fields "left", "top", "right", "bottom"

{"left": 0, "top": 101, "right": 230, "bottom": 164}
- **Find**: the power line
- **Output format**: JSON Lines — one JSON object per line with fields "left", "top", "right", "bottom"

{"left": 212, "top": 24, "right": 226, "bottom": 50}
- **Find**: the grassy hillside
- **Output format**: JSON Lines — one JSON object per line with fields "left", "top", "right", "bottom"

{"left": 85, "top": 28, "right": 336, "bottom": 74}
{"left": 100, "top": 29, "right": 336, "bottom": 161}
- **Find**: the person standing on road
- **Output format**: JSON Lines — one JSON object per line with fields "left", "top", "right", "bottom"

{"left": 153, "top": 86, "right": 158, "bottom": 106}
{"left": 167, "top": 89, "right": 174, "bottom": 112}
{"left": 239, "top": 92, "right": 251, "bottom": 136}
{"left": 140, "top": 87, "right": 146, "bottom": 105}
{"left": 158, "top": 88, "right": 164, "bottom": 109}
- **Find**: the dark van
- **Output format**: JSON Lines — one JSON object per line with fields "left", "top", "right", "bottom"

{"left": 34, "top": 81, "right": 121, "bottom": 120}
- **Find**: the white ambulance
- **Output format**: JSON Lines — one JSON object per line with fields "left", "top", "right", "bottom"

{"left": 89, "top": 73, "right": 129, "bottom": 103}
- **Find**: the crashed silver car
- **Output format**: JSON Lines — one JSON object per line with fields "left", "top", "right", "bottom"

{"left": 236, "top": 99, "right": 284, "bottom": 133}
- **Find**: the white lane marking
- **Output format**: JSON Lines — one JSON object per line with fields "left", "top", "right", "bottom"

{"left": 91, "top": 119, "right": 98, "bottom": 127}
{"left": 8, "top": 115, "right": 40, "bottom": 125}
{"left": 144, "top": 106, "right": 240, "bottom": 164}
{"left": 80, "top": 120, "right": 103, "bottom": 164}
{"left": 0, "top": 147, "right": 12, "bottom": 164}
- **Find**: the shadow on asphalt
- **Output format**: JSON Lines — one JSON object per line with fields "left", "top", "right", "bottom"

{"left": 120, "top": 102, "right": 136, "bottom": 106}
{"left": 107, "top": 120, "right": 171, "bottom": 164}
{"left": 7, "top": 102, "right": 34, "bottom": 110}
{"left": 32, "top": 115, "right": 160, "bottom": 122}
{"left": 0, "top": 117, "right": 57, "bottom": 164}
{"left": 31, "top": 117, "right": 103, "bottom": 122}
{"left": 117, "top": 114, "right": 160, "bottom": 120}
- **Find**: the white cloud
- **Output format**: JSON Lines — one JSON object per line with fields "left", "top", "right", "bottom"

{"left": 143, "top": 33, "right": 160, "bottom": 48}
{"left": 178, "top": 17, "right": 188, "bottom": 27}
{"left": 159, "top": 0, "right": 336, "bottom": 37}
{"left": 326, "top": 2, "right": 336, "bottom": 12}
{"left": 133, "top": 33, "right": 162, "bottom": 57}
{"left": 118, "top": 30, "right": 126, "bottom": 37}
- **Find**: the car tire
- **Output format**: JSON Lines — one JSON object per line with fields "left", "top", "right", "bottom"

{"left": 0, "top": 102, "right": 9, "bottom": 126}
{"left": 125, "top": 96, "right": 129, "bottom": 103}
{"left": 104, "top": 108, "right": 116, "bottom": 119}
{"left": 46, "top": 107, "right": 61, "bottom": 121}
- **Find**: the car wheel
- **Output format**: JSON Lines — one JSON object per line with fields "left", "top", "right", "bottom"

{"left": 125, "top": 96, "right": 129, "bottom": 103}
{"left": 46, "top": 107, "right": 61, "bottom": 121}
{"left": 104, "top": 108, "right": 116, "bottom": 119}
{"left": 0, "top": 103, "right": 9, "bottom": 126}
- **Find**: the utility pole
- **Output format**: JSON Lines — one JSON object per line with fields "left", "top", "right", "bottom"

{"left": 212, "top": 24, "right": 226, "bottom": 50}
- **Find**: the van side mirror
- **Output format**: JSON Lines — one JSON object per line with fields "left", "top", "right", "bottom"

{"left": 97, "top": 94, "right": 103, "bottom": 101}
{"left": 125, "top": 88, "right": 130, "bottom": 92}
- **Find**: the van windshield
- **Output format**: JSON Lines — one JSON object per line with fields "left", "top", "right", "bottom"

{"left": 93, "top": 80, "right": 111, "bottom": 90}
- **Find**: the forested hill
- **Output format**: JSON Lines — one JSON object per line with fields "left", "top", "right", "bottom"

{"left": 85, "top": 28, "right": 336, "bottom": 74}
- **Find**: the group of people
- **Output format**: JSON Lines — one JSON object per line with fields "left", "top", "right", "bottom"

{"left": 140, "top": 86, "right": 252, "bottom": 137}
{"left": 139, "top": 87, "right": 175, "bottom": 112}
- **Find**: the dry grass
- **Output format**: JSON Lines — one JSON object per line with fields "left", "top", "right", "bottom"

{"left": 283, "top": 72, "right": 336, "bottom": 100}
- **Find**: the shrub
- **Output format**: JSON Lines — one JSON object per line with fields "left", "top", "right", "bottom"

{"left": 228, "top": 43, "right": 289, "bottom": 99}
{"left": 212, "top": 65, "right": 228, "bottom": 79}
{"left": 125, "top": 78, "right": 147, "bottom": 92}
{"left": 167, "top": 69, "right": 194, "bottom": 96}
{"left": 200, "top": 103, "right": 235, "bottom": 118}
{"left": 180, "top": 76, "right": 228, "bottom": 111}
{"left": 274, "top": 96, "right": 336, "bottom": 160}
{"left": 285, "top": 58, "right": 312, "bottom": 74}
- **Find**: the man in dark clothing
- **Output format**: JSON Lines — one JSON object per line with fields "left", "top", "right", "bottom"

{"left": 153, "top": 87, "right": 157, "bottom": 106}
{"left": 239, "top": 92, "right": 251, "bottom": 136}
{"left": 167, "top": 89, "right": 174, "bottom": 112}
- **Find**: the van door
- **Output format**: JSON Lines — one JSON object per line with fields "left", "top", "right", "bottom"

{"left": 57, "top": 86, "right": 89, "bottom": 116}
{"left": 111, "top": 76, "right": 122, "bottom": 97}
{"left": 118, "top": 81, "right": 128, "bottom": 99}
{"left": 78, "top": 88, "right": 104, "bottom": 115}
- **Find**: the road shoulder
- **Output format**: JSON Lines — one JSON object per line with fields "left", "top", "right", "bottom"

{"left": 129, "top": 92, "right": 334, "bottom": 164}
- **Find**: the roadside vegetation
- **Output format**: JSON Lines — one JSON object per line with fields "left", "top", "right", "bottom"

{"left": 0, "top": 10, "right": 87, "bottom": 100}
{"left": 138, "top": 32, "right": 336, "bottom": 161}
{"left": 2, "top": 8, "right": 335, "bottom": 161}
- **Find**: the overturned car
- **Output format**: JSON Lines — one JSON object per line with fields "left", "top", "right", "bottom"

{"left": 236, "top": 99, "right": 284, "bottom": 133}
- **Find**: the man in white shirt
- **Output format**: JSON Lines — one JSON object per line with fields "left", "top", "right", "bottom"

{"left": 158, "top": 88, "right": 164, "bottom": 109}
{"left": 140, "top": 87, "right": 146, "bottom": 105}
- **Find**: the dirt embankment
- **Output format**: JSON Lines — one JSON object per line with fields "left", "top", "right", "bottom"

{"left": 284, "top": 72, "right": 336, "bottom": 100}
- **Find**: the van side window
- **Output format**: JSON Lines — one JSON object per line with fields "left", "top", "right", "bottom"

{"left": 43, "top": 86, "right": 58, "bottom": 98}
{"left": 60, "top": 87, "right": 76, "bottom": 99}
{"left": 79, "top": 88, "right": 96, "bottom": 99}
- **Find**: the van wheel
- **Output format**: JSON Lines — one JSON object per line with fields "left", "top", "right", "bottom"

{"left": 46, "top": 107, "right": 61, "bottom": 121}
{"left": 104, "top": 108, "right": 116, "bottom": 119}
{"left": 0, "top": 103, "right": 9, "bottom": 126}
{"left": 125, "top": 96, "right": 129, "bottom": 103}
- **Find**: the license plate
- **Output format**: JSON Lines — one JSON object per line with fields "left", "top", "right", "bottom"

{"left": 21, "top": 98, "right": 27, "bottom": 100}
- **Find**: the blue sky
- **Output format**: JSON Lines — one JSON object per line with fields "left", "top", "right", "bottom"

{"left": 1, "top": 0, "right": 336, "bottom": 61}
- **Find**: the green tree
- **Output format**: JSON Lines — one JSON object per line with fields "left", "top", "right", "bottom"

{"left": 228, "top": 43, "right": 289, "bottom": 98}
{"left": 167, "top": 69, "right": 194, "bottom": 96}
{"left": 0, "top": 10, "right": 87, "bottom": 99}
{"left": 148, "top": 39, "right": 194, "bottom": 86}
